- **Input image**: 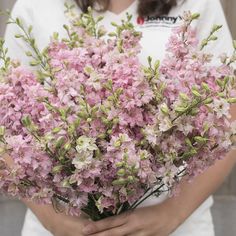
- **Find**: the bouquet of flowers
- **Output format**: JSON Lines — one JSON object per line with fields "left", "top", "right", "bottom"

{"left": 0, "top": 6, "right": 236, "bottom": 220}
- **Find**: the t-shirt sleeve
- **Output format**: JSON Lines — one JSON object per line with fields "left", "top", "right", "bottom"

{"left": 3, "top": 0, "right": 33, "bottom": 67}
{"left": 196, "top": 0, "right": 233, "bottom": 57}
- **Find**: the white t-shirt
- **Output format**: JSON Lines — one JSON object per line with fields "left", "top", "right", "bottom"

{"left": 4, "top": 0, "right": 232, "bottom": 235}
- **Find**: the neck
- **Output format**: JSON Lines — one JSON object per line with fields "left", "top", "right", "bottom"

{"left": 108, "top": 0, "right": 135, "bottom": 14}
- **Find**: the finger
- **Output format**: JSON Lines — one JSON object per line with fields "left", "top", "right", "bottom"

{"left": 88, "top": 225, "right": 131, "bottom": 236}
{"left": 82, "top": 213, "right": 129, "bottom": 235}
{"left": 128, "top": 231, "right": 147, "bottom": 236}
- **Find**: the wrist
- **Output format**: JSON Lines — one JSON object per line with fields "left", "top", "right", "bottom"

{"left": 157, "top": 198, "right": 187, "bottom": 232}
{"left": 22, "top": 200, "right": 56, "bottom": 232}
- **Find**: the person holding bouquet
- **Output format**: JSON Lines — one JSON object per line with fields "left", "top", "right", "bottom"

{"left": 2, "top": 0, "right": 236, "bottom": 235}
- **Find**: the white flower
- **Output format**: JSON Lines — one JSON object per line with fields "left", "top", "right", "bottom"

{"left": 73, "top": 136, "right": 98, "bottom": 170}
{"left": 76, "top": 135, "right": 98, "bottom": 153}
{"left": 210, "top": 98, "right": 230, "bottom": 119}
{"left": 178, "top": 122, "right": 194, "bottom": 135}
{"left": 138, "top": 149, "right": 150, "bottom": 160}
{"left": 72, "top": 151, "right": 93, "bottom": 170}
{"left": 143, "top": 125, "right": 159, "bottom": 145}
{"left": 159, "top": 117, "right": 172, "bottom": 132}
{"left": 158, "top": 162, "right": 179, "bottom": 186}
{"left": 230, "top": 121, "right": 236, "bottom": 134}
{"left": 87, "top": 72, "right": 102, "bottom": 91}
{"left": 221, "top": 140, "right": 232, "bottom": 149}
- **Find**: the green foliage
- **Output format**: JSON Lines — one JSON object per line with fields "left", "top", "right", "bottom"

{"left": 200, "top": 24, "right": 222, "bottom": 50}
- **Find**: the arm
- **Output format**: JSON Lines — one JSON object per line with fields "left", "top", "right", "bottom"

{"left": 22, "top": 200, "right": 89, "bottom": 236}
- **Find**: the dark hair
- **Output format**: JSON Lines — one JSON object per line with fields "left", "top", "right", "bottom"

{"left": 75, "top": 0, "right": 177, "bottom": 17}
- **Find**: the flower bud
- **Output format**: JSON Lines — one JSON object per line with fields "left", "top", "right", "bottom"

{"left": 160, "top": 103, "right": 169, "bottom": 115}
{"left": 182, "top": 149, "right": 197, "bottom": 159}
{"left": 84, "top": 66, "right": 93, "bottom": 75}
{"left": 123, "top": 153, "right": 129, "bottom": 160}
{"left": 127, "top": 176, "right": 135, "bottom": 183}
{"left": 101, "top": 117, "right": 109, "bottom": 125}
{"left": 52, "top": 127, "right": 62, "bottom": 134}
{"left": 64, "top": 143, "right": 71, "bottom": 151}
{"left": 201, "top": 82, "right": 210, "bottom": 92}
{"left": 25, "top": 51, "right": 33, "bottom": 57}
{"left": 107, "top": 129, "right": 113, "bottom": 135}
{"left": 113, "top": 117, "right": 119, "bottom": 125}
{"left": 98, "top": 133, "right": 106, "bottom": 139}
{"left": 87, "top": 118, "right": 92, "bottom": 123}
{"left": 116, "top": 162, "right": 124, "bottom": 168}
{"left": 191, "top": 89, "right": 201, "bottom": 97}
{"left": 189, "top": 108, "right": 199, "bottom": 116}
{"left": 179, "top": 93, "right": 189, "bottom": 101}
{"left": 185, "top": 138, "right": 193, "bottom": 147}
{"left": 114, "top": 140, "right": 121, "bottom": 148}
{"left": 21, "top": 116, "right": 32, "bottom": 127}
{"left": 201, "top": 39, "right": 208, "bottom": 48}
{"left": 212, "top": 24, "right": 222, "bottom": 32}
{"left": 52, "top": 165, "right": 63, "bottom": 174}
{"left": 107, "top": 96, "right": 114, "bottom": 102}
{"left": 62, "top": 179, "right": 70, "bottom": 188}
{"left": 30, "top": 60, "right": 40, "bottom": 66}
{"left": 203, "top": 98, "right": 213, "bottom": 104}
{"left": 140, "top": 139, "right": 148, "bottom": 146}
{"left": 15, "top": 34, "right": 23, "bottom": 38}
{"left": 117, "top": 169, "right": 126, "bottom": 177}
{"left": 191, "top": 13, "right": 200, "bottom": 20}
{"left": 175, "top": 106, "right": 187, "bottom": 113}
{"left": 59, "top": 156, "right": 65, "bottom": 162}
{"left": 0, "top": 126, "right": 5, "bottom": 136}
{"left": 112, "top": 178, "right": 126, "bottom": 186}
{"left": 209, "top": 36, "right": 218, "bottom": 41}
{"left": 78, "top": 111, "right": 88, "bottom": 119}
{"left": 227, "top": 98, "right": 236, "bottom": 104}
{"left": 0, "top": 147, "right": 6, "bottom": 155}
{"left": 98, "top": 27, "right": 107, "bottom": 38}
{"left": 233, "top": 40, "right": 236, "bottom": 50}
{"left": 116, "top": 88, "right": 123, "bottom": 95}
{"left": 194, "top": 136, "right": 208, "bottom": 144}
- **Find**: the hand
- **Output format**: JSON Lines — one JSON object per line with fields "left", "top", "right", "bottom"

{"left": 82, "top": 203, "right": 181, "bottom": 236}
{"left": 48, "top": 210, "right": 90, "bottom": 236}
{"left": 23, "top": 201, "right": 90, "bottom": 236}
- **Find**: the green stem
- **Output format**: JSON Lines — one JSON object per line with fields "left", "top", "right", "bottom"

{"left": 130, "top": 184, "right": 165, "bottom": 210}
